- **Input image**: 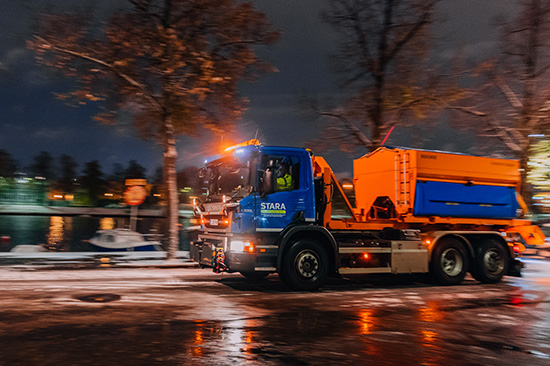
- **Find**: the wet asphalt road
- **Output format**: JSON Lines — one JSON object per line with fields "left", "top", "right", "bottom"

{"left": 0, "top": 259, "right": 549, "bottom": 366}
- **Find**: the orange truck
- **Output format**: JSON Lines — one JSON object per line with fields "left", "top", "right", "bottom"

{"left": 191, "top": 141, "right": 544, "bottom": 290}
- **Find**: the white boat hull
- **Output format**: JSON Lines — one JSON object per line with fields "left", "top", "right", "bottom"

{"left": 86, "top": 229, "right": 162, "bottom": 252}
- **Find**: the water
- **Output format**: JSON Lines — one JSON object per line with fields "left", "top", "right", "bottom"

{"left": 0, "top": 215, "right": 192, "bottom": 252}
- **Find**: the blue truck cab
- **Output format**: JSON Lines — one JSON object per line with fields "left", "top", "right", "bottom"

{"left": 190, "top": 140, "right": 325, "bottom": 284}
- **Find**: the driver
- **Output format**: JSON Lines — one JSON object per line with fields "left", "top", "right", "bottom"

{"left": 277, "top": 162, "right": 294, "bottom": 191}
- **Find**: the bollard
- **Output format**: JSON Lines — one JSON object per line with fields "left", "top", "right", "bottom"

{"left": 99, "top": 257, "right": 111, "bottom": 267}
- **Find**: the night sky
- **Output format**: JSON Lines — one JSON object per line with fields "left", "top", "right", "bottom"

{"left": 0, "top": 0, "right": 518, "bottom": 178}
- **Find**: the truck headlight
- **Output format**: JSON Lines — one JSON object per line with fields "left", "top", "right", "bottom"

{"left": 231, "top": 240, "right": 245, "bottom": 252}
{"left": 230, "top": 240, "right": 254, "bottom": 253}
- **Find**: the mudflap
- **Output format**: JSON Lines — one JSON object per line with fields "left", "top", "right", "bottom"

{"left": 508, "top": 258, "right": 523, "bottom": 277}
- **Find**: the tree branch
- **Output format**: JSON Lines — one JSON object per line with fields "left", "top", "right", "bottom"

{"left": 386, "top": 7, "right": 432, "bottom": 63}
{"left": 321, "top": 110, "right": 372, "bottom": 148}
{"left": 444, "top": 103, "right": 523, "bottom": 153}
{"left": 495, "top": 77, "right": 523, "bottom": 108}
{"left": 33, "top": 36, "right": 163, "bottom": 113}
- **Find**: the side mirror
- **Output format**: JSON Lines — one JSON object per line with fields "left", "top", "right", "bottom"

{"left": 198, "top": 167, "right": 207, "bottom": 179}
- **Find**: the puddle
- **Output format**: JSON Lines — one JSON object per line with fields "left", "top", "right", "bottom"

{"left": 74, "top": 293, "right": 121, "bottom": 303}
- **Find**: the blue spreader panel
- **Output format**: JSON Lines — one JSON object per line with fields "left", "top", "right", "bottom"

{"left": 414, "top": 181, "right": 518, "bottom": 219}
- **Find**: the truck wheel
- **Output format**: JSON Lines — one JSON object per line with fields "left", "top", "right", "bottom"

{"left": 240, "top": 271, "right": 270, "bottom": 280}
{"left": 431, "top": 237, "right": 469, "bottom": 285}
{"left": 470, "top": 239, "right": 509, "bottom": 284}
{"left": 281, "top": 239, "right": 328, "bottom": 291}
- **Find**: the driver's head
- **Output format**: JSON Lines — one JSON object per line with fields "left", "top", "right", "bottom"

{"left": 281, "top": 162, "right": 289, "bottom": 174}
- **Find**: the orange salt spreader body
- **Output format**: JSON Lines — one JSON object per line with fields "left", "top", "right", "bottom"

{"left": 347, "top": 147, "right": 545, "bottom": 246}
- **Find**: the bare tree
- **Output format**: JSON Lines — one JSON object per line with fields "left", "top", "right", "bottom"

{"left": 528, "top": 139, "right": 550, "bottom": 194}
{"left": 447, "top": 0, "right": 550, "bottom": 206}
{"left": 0, "top": 149, "right": 17, "bottom": 177}
{"left": 29, "top": 151, "right": 56, "bottom": 180}
{"left": 311, "top": 0, "right": 457, "bottom": 153}
{"left": 58, "top": 154, "right": 78, "bottom": 194}
{"left": 28, "top": 0, "right": 279, "bottom": 259}
{"left": 80, "top": 160, "right": 106, "bottom": 207}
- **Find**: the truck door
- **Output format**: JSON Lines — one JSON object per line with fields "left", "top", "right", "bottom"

{"left": 256, "top": 154, "right": 304, "bottom": 232}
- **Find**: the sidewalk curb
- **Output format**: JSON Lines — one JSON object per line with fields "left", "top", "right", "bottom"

{"left": 5, "top": 261, "right": 201, "bottom": 271}
{"left": 0, "top": 251, "right": 200, "bottom": 270}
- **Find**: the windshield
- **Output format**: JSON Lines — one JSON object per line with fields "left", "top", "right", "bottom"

{"left": 204, "top": 155, "right": 254, "bottom": 201}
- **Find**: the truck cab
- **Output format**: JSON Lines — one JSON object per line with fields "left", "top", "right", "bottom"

{"left": 191, "top": 140, "right": 320, "bottom": 278}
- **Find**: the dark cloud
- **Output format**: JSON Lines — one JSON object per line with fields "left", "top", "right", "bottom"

{"left": 436, "top": 0, "right": 518, "bottom": 57}
{"left": 0, "top": 0, "right": 520, "bottom": 175}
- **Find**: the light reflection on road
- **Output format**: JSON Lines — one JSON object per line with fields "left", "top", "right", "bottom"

{"left": 0, "top": 262, "right": 550, "bottom": 365}
{"left": 357, "top": 308, "right": 375, "bottom": 335}
{"left": 418, "top": 301, "right": 444, "bottom": 323}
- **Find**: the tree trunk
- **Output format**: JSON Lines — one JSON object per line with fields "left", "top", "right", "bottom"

{"left": 160, "top": 3, "right": 179, "bottom": 260}
{"left": 519, "top": 0, "right": 540, "bottom": 212}
{"left": 519, "top": 147, "right": 533, "bottom": 211}
{"left": 369, "top": 0, "right": 393, "bottom": 151}
{"left": 164, "top": 117, "right": 179, "bottom": 260}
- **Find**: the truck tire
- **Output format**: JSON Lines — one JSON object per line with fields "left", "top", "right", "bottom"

{"left": 240, "top": 271, "right": 270, "bottom": 280}
{"left": 430, "top": 237, "right": 469, "bottom": 285}
{"left": 280, "top": 239, "right": 328, "bottom": 291}
{"left": 470, "top": 239, "right": 509, "bottom": 284}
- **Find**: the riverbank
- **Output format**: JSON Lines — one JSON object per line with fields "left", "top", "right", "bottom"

{"left": 0, "top": 250, "right": 198, "bottom": 269}
{"left": 0, "top": 204, "right": 193, "bottom": 217}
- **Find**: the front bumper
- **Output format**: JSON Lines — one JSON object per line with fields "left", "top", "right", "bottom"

{"left": 189, "top": 241, "right": 216, "bottom": 268}
{"left": 190, "top": 234, "right": 277, "bottom": 273}
{"left": 225, "top": 252, "right": 258, "bottom": 272}
{"left": 190, "top": 241, "right": 261, "bottom": 272}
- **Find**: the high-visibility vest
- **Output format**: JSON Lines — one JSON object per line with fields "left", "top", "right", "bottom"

{"left": 277, "top": 173, "right": 293, "bottom": 190}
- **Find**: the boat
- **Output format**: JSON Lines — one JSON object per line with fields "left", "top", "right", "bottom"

{"left": 85, "top": 229, "right": 163, "bottom": 252}
{"left": 10, "top": 244, "right": 48, "bottom": 253}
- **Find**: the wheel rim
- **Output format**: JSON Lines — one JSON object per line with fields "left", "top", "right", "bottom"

{"left": 441, "top": 248, "right": 463, "bottom": 277}
{"left": 484, "top": 248, "right": 504, "bottom": 274}
{"left": 295, "top": 249, "right": 319, "bottom": 279}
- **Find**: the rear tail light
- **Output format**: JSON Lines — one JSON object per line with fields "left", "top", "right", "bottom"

{"left": 509, "top": 242, "right": 525, "bottom": 253}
